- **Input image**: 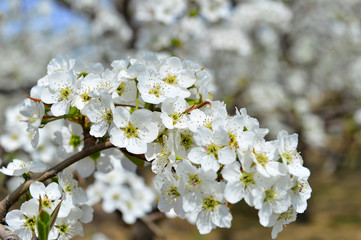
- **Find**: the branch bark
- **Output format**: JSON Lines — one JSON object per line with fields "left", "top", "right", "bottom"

{"left": 0, "top": 224, "right": 21, "bottom": 240}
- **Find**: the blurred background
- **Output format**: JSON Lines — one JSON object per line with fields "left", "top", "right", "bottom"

{"left": 0, "top": 0, "right": 361, "bottom": 239}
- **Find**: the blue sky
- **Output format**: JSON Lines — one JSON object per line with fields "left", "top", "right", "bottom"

{"left": 1, "top": 0, "right": 88, "bottom": 38}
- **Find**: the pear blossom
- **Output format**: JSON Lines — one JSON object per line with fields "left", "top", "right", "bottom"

{"left": 111, "top": 62, "right": 141, "bottom": 105}
{"left": 0, "top": 53, "right": 312, "bottom": 239}
{"left": 73, "top": 73, "right": 104, "bottom": 110}
{"left": 19, "top": 99, "right": 45, "bottom": 148}
{"left": 188, "top": 126, "right": 235, "bottom": 172}
{"left": 29, "top": 181, "right": 62, "bottom": 213}
{"left": 251, "top": 139, "right": 287, "bottom": 177}
{"left": 195, "top": 182, "right": 232, "bottom": 234}
{"left": 176, "top": 160, "right": 217, "bottom": 212}
{"left": 150, "top": 136, "right": 176, "bottom": 174}
{"left": 253, "top": 177, "right": 292, "bottom": 227}
{"left": 268, "top": 207, "right": 298, "bottom": 239}
{"left": 137, "top": 70, "right": 178, "bottom": 104}
{"left": 58, "top": 169, "right": 88, "bottom": 206}
{"left": 40, "top": 71, "right": 77, "bottom": 116}
{"left": 160, "top": 97, "right": 189, "bottom": 129}
{"left": 155, "top": 167, "right": 186, "bottom": 218}
{"left": 222, "top": 160, "right": 264, "bottom": 206}
{"left": 5, "top": 200, "right": 39, "bottom": 240}
{"left": 289, "top": 176, "right": 312, "bottom": 213}
{"left": 49, "top": 217, "right": 84, "bottom": 240}
{"left": 81, "top": 89, "right": 117, "bottom": 137}
{"left": 158, "top": 57, "right": 196, "bottom": 98}
{"left": 187, "top": 101, "right": 227, "bottom": 132}
{"left": 174, "top": 129, "right": 196, "bottom": 158}
{"left": 0, "top": 159, "right": 46, "bottom": 177}
{"left": 109, "top": 107, "right": 158, "bottom": 154}
{"left": 54, "top": 122, "right": 84, "bottom": 156}
{"left": 277, "top": 130, "right": 310, "bottom": 178}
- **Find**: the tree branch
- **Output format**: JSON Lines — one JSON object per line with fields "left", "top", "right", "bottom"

{"left": 0, "top": 224, "right": 21, "bottom": 240}
{"left": 0, "top": 141, "right": 114, "bottom": 220}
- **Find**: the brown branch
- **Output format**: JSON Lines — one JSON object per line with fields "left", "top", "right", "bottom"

{"left": 54, "top": 0, "right": 96, "bottom": 20}
{"left": 0, "top": 224, "right": 21, "bottom": 240}
{"left": 0, "top": 141, "right": 114, "bottom": 220}
{"left": 185, "top": 101, "right": 212, "bottom": 113}
{"left": 140, "top": 213, "right": 167, "bottom": 240}
{"left": 113, "top": 0, "right": 139, "bottom": 49}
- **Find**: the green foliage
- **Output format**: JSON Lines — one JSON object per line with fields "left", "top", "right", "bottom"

{"left": 123, "top": 152, "right": 145, "bottom": 168}
{"left": 37, "top": 210, "right": 50, "bottom": 240}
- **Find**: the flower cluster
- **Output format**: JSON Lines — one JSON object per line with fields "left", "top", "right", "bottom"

{"left": 3, "top": 53, "right": 311, "bottom": 239}
{"left": 5, "top": 169, "right": 92, "bottom": 240}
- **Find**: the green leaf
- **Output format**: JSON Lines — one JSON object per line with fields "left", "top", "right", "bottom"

{"left": 123, "top": 152, "right": 145, "bottom": 168}
{"left": 188, "top": 7, "right": 199, "bottom": 17}
{"left": 185, "top": 98, "right": 201, "bottom": 106}
{"left": 89, "top": 152, "right": 101, "bottom": 161}
{"left": 37, "top": 210, "right": 50, "bottom": 240}
{"left": 78, "top": 72, "right": 88, "bottom": 78}
{"left": 50, "top": 200, "right": 63, "bottom": 229}
{"left": 65, "top": 106, "right": 79, "bottom": 118}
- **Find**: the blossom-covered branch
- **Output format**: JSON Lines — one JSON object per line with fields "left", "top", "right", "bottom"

{"left": 0, "top": 141, "right": 114, "bottom": 220}
{"left": 0, "top": 52, "right": 311, "bottom": 239}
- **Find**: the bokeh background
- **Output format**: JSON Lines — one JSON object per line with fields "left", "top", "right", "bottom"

{"left": 0, "top": 0, "right": 361, "bottom": 239}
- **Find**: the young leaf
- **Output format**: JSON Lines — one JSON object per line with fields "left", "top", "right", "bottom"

{"left": 50, "top": 200, "right": 63, "bottom": 229}
{"left": 123, "top": 152, "right": 145, "bottom": 168}
{"left": 37, "top": 210, "right": 50, "bottom": 240}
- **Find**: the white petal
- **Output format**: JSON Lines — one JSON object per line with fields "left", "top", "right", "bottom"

{"left": 6, "top": 210, "right": 25, "bottom": 227}
{"left": 221, "top": 162, "right": 241, "bottom": 182}
{"left": 202, "top": 156, "right": 220, "bottom": 172}
{"left": 212, "top": 205, "right": 232, "bottom": 228}
{"left": 113, "top": 107, "right": 130, "bottom": 128}
{"left": 46, "top": 182, "right": 62, "bottom": 200}
{"left": 109, "top": 126, "right": 128, "bottom": 148}
{"left": 89, "top": 121, "right": 109, "bottom": 138}
{"left": 126, "top": 138, "right": 147, "bottom": 154}
{"left": 51, "top": 101, "right": 70, "bottom": 116}
{"left": 258, "top": 205, "right": 273, "bottom": 226}
{"left": 188, "top": 147, "right": 205, "bottom": 164}
{"left": 196, "top": 210, "right": 213, "bottom": 234}
{"left": 218, "top": 147, "right": 236, "bottom": 165}
{"left": 224, "top": 181, "right": 243, "bottom": 204}
{"left": 29, "top": 181, "right": 45, "bottom": 199}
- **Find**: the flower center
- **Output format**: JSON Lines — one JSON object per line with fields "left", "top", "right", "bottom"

{"left": 70, "top": 133, "right": 82, "bottom": 149}
{"left": 24, "top": 216, "right": 36, "bottom": 230}
{"left": 254, "top": 152, "right": 268, "bottom": 166}
{"left": 188, "top": 174, "right": 201, "bottom": 187}
{"left": 155, "top": 129, "right": 168, "bottom": 146}
{"left": 166, "top": 186, "right": 180, "bottom": 198}
{"left": 60, "top": 87, "right": 72, "bottom": 101}
{"left": 264, "top": 186, "right": 278, "bottom": 202}
{"left": 169, "top": 113, "right": 180, "bottom": 125}
{"left": 205, "top": 143, "right": 220, "bottom": 158}
{"left": 81, "top": 91, "right": 91, "bottom": 102}
{"left": 102, "top": 109, "right": 113, "bottom": 124}
{"left": 163, "top": 74, "right": 178, "bottom": 85}
{"left": 116, "top": 82, "right": 126, "bottom": 96}
{"left": 56, "top": 222, "right": 70, "bottom": 235}
{"left": 41, "top": 195, "right": 52, "bottom": 209}
{"left": 240, "top": 171, "right": 255, "bottom": 187}
{"left": 149, "top": 84, "right": 162, "bottom": 97}
{"left": 228, "top": 132, "right": 239, "bottom": 150}
{"left": 202, "top": 196, "right": 220, "bottom": 211}
{"left": 180, "top": 132, "right": 193, "bottom": 150}
{"left": 122, "top": 122, "right": 139, "bottom": 138}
